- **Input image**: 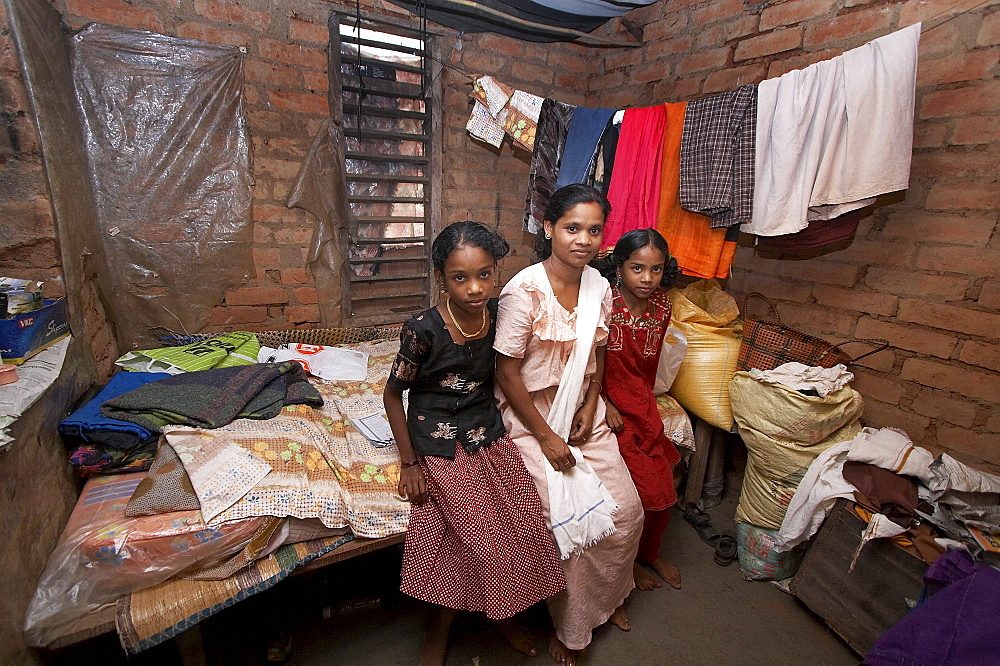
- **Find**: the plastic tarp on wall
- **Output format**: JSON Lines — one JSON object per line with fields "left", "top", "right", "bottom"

{"left": 72, "top": 24, "right": 253, "bottom": 349}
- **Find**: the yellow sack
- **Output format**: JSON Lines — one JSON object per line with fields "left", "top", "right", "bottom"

{"left": 667, "top": 279, "right": 742, "bottom": 429}
{"left": 730, "top": 371, "right": 865, "bottom": 529}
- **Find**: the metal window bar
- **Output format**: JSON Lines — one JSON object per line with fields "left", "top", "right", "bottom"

{"left": 331, "top": 11, "right": 436, "bottom": 324}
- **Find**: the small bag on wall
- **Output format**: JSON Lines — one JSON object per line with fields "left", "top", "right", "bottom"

{"left": 739, "top": 292, "right": 887, "bottom": 372}
{"left": 666, "top": 279, "right": 742, "bottom": 430}
{"left": 731, "top": 371, "right": 865, "bottom": 529}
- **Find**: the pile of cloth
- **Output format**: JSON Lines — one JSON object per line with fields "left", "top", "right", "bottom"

{"left": 31, "top": 335, "right": 410, "bottom": 648}
{"left": 468, "top": 23, "right": 920, "bottom": 273}
{"left": 775, "top": 426, "right": 1000, "bottom": 565}
{"left": 61, "top": 331, "right": 268, "bottom": 472}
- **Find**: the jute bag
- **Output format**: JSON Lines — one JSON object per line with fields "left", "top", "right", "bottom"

{"left": 667, "top": 280, "right": 742, "bottom": 430}
{"left": 730, "top": 371, "right": 864, "bottom": 529}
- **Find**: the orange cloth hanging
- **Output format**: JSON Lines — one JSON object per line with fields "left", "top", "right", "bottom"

{"left": 657, "top": 102, "right": 737, "bottom": 280}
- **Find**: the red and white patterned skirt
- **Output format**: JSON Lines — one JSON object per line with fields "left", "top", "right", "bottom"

{"left": 400, "top": 434, "right": 566, "bottom": 619}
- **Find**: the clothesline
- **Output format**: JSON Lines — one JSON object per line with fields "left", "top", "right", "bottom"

{"left": 466, "top": 22, "right": 921, "bottom": 277}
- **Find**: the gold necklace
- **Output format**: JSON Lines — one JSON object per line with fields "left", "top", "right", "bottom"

{"left": 446, "top": 298, "right": 488, "bottom": 338}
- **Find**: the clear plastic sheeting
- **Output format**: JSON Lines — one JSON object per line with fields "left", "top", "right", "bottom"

{"left": 23, "top": 472, "right": 276, "bottom": 648}
{"left": 72, "top": 24, "right": 253, "bottom": 349}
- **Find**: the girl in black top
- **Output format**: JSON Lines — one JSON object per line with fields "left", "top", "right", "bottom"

{"left": 384, "top": 221, "right": 565, "bottom": 665}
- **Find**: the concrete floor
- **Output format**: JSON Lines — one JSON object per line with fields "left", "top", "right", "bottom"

{"left": 50, "top": 460, "right": 859, "bottom": 666}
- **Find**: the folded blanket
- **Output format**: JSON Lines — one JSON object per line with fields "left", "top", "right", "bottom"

{"left": 101, "top": 362, "right": 323, "bottom": 431}
{"left": 59, "top": 371, "right": 170, "bottom": 452}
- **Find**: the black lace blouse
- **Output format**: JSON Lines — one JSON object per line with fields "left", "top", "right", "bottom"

{"left": 386, "top": 300, "right": 506, "bottom": 459}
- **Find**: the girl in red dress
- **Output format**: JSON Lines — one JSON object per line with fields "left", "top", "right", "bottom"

{"left": 601, "top": 228, "right": 684, "bottom": 591}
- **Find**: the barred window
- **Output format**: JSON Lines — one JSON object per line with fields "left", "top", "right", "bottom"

{"left": 332, "top": 13, "right": 439, "bottom": 325}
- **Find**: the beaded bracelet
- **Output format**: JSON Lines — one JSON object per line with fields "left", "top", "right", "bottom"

{"left": 401, "top": 460, "right": 421, "bottom": 469}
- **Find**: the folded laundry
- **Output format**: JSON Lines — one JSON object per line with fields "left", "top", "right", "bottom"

{"left": 101, "top": 362, "right": 323, "bottom": 432}
{"left": 60, "top": 371, "right": 170, "bottom": 452}
{"left": 775, "top": 427, "right": 933, "bottom": 551}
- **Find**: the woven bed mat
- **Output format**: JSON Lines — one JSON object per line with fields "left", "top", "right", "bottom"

{"left": 115, "top": 534, "right": 354, "bottom": 655}
{"left": 154, "top": 325, "right": 403, "bottom": 348}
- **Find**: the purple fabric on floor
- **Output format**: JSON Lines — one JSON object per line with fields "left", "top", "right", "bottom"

{"left": 865, "top": 552, "right": 1000, "bottom": 665}
{"left": 923, "top": 549, "right": 985, "bottom": 596}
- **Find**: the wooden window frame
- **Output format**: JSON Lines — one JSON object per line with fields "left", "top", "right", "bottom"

{"left": 328, "top": 11, "right": 442, "bottom": 326}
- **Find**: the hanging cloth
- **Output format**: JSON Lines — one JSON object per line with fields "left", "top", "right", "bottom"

{"left": 748, "top": 23, "right": 920, "bottom": 237}
{"left": 679, "top": 83, "right": 757, "bottom": 229}
{"left": 543, "top": 266, "right": 619, "bottom": 559}
{"left": 589, "top": 113, "right": 620, "bottom": 196}
{"left": 555, "top": 107, "right": 617, "bottom": 189}
{"left": 523, "top": 99, "right": 575, "bottom": 234}
{"left": 467, "top": 76, "right": 544, "bottom": 151}
{"left": 603, "top": 105, "right": 667, "bottom": 249}
{"left": 656, "top": 102, "right": 737, "bottom": 279}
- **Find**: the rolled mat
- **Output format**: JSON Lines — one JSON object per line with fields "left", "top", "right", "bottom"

{"left": 116, "top": 534, "right": 354, "bottom": 654}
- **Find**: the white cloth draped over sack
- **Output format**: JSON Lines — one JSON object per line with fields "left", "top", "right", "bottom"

{"left": 543, "top": 267, "right": 619, "bottom": 559}
{"left": 774, "top": 426, "right": 933, "bottom": 552}
{"left": 749, "top": 23, "right": 920, "bottom": 236}
{"left": 751, "top": 362, "right": 854, "bottom": 398}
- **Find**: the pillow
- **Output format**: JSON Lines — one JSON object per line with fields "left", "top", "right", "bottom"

{"left": 125, "top": 442, "right": 200, "bottom": 516}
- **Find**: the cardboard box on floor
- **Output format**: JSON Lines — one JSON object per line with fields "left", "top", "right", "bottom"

{"left": 790, "top": 498, "right": 926, "bottom": 656}
{"left": 0, "top": 298, "right": 70, "bottom": 364}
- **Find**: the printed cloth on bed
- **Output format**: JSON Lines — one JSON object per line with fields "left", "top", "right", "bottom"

{"left": 163, "top": 339, "right": 410, "bottom": 538}
{"left": 117, "top": 533, "right": 355, "bottom": 655}
{"left": 655, "top": 393, "right": 696, "bottom": 452}
{"left": 23, "top": 473, "right": 278, "bottom": 649}
{"left": 68, "top": 442, "right": 159, "bottom": 474}
{"left": 59, "top": 371, "right": 170, "bottom": 453}
{"left": 101, "top": 362, "right": 323, "bottom": 431}
{"left": 115, "top": 331, "right": 261, "bottom": 374}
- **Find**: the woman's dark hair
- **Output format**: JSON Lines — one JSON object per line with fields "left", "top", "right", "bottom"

{"left": 534, "top": 184, "right": 612, "bottom": 260}
{"left": 432, "top": 220, "right": 510, "bottom": 271}
{"left": 599, "top": 228, "right": 680, "bottom": 288}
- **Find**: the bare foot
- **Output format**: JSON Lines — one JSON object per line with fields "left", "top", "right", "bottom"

{"left": 609, "top": 605, "right": 630, "bottom": 631}
{"left": 649, "top": 556, "right": 682, "bottom": 589}
{"left": 492, "top": 618, "right": 537, "bottom": 656}
{"left": 633, "top": 561, "right": 662, "bottom": 591}
{"left": 419, "top": 607, "right": 456, "bottom": 666}
{"left": 548, "top": 633, "right": 579, "bottom": 666}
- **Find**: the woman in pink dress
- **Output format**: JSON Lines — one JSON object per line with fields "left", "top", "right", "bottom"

{"left": 494, "top": 185, "right": 644, "bottom": 666}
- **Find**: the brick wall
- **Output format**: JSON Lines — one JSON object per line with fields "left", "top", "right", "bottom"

{"left": 588, "top": 0, "right": 1000, "bottom": 472}
{"left": 0, "top": 3, "right": 117, "bottom": 378}
{"left": 9, "top": 0, "right": 590, "bottom": 333}
{"left": 441, "top": 32, "right": 592, "bottom": 284}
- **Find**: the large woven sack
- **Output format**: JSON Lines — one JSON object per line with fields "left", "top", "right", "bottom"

{"left": 666, "top": 279, "right": 742, "bottom": 430}
{"left": 731, "top": 371, "right": 864, "bottom": 529}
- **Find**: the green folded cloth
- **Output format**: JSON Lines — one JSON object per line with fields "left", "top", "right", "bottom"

{"left": 101, "top": 362, "right": 323, "bottom": 431}
{"left": 115, "top": 332, "right": 261, "bottom": 374}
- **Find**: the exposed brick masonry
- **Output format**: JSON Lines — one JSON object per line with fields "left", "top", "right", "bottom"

{"left": 586, "top": 0, "right": 1000, "bottom": 471}
{"left": 1, "top": 0, "right": 997, "bottom": 470}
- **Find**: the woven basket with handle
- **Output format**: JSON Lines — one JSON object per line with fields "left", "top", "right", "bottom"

{"left": 737, "top": 293, "right": 887, "bottom": 372}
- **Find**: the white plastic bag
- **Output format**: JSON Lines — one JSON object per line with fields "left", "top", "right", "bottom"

{"left": 653, "top": 327, "right": 687, "bottom": 395}
{"left": 258, "top": 343, "right": 369, "bottom": 382}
